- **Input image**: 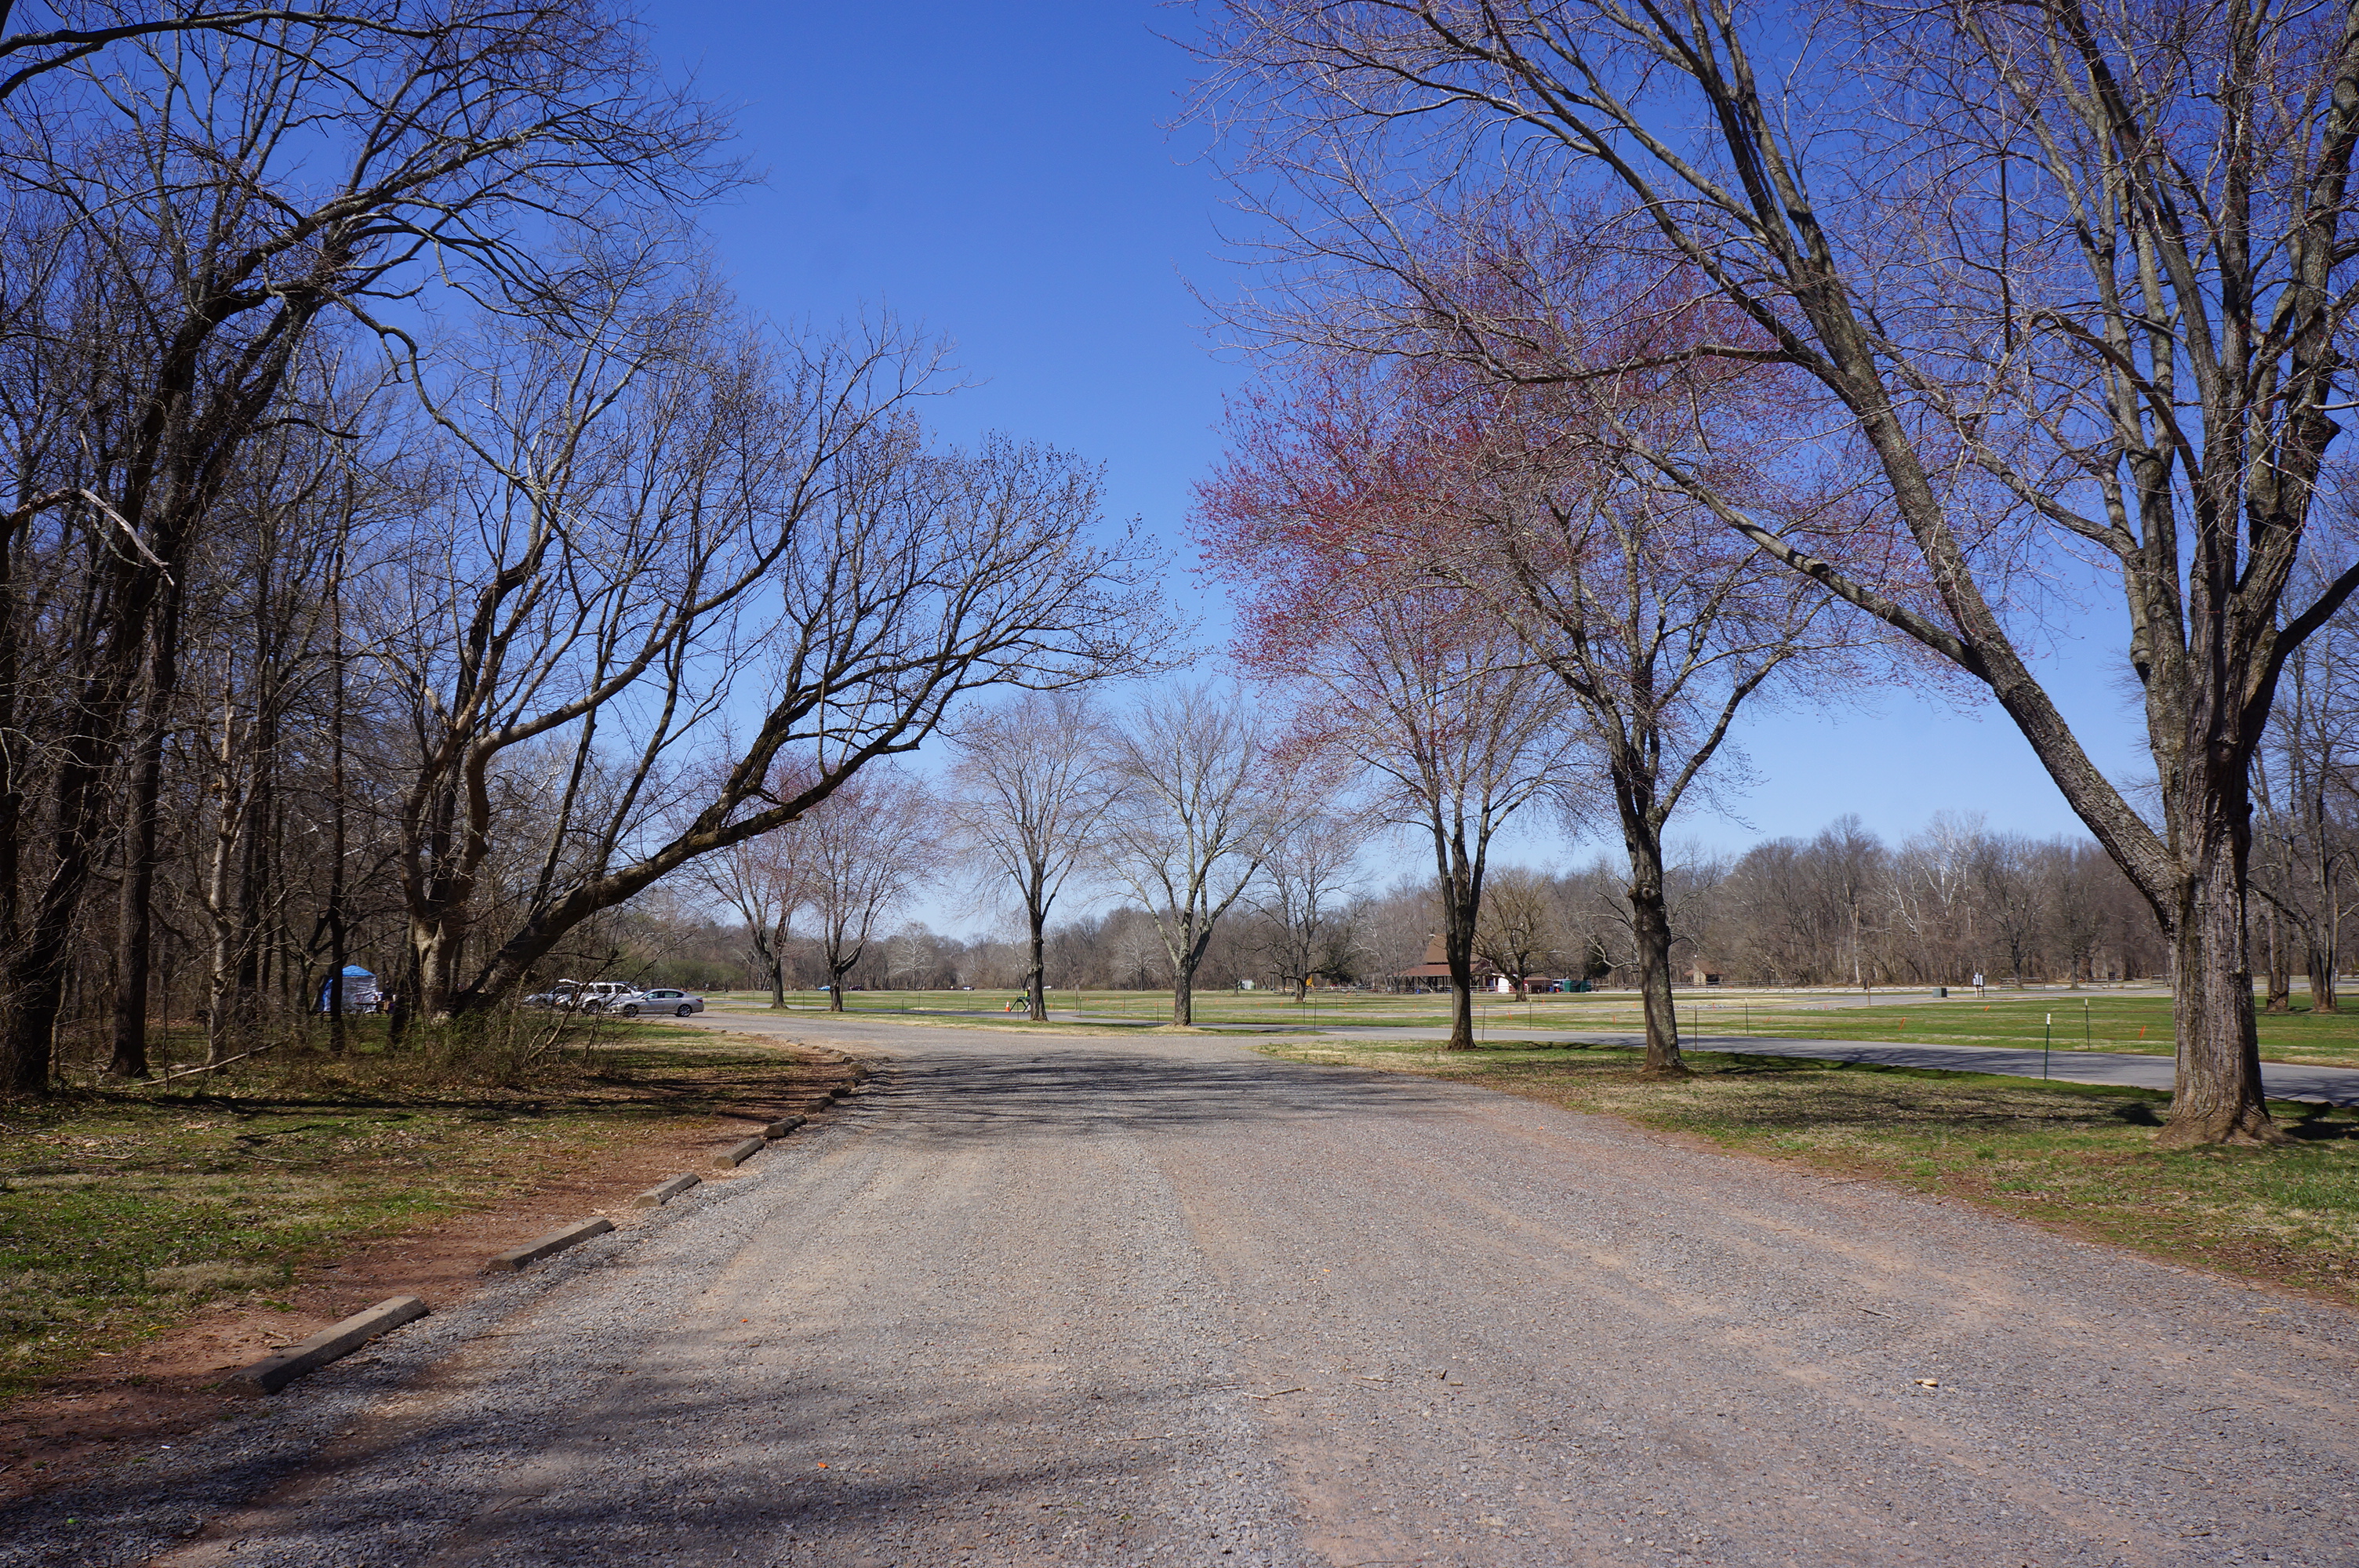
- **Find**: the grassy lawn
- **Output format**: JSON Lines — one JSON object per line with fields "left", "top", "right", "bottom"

{"left": 1724, "top": 993, "right": 2359, "bottom": 1068}
{"left": 725, "top": 986, "right": 2359, "bottom": 1069}
{"left": 0, "top": 1020, "right": 808, "bottom": 1398}
{"left": 1253, "top": 1036, "right": 2359, "bottom": 1304}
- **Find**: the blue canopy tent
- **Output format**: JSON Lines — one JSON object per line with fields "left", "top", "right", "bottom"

{"left": 318, "top": 965, "right": 378, "bottom": 1014}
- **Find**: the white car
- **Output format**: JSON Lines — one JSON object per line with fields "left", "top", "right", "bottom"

{"left": 524, "top": 979, "right": 643, "bottom": 1011}
{"left": 616, "top": 988, "right": 705, "bottom": 1018}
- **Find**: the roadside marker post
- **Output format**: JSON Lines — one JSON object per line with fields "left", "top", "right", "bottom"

{"left": 2045, "top": 1014, "right": 2053, "bottom": 1079}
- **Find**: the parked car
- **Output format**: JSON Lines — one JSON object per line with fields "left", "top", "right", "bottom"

{"left": 524, "top": 979, "right": 638, "bottom": 1011}
{"left": 522, "top": 981, "right": 580, "bottom": 1009}
{"left": 616, "top": 988, "right": 705, "bottom": 1018}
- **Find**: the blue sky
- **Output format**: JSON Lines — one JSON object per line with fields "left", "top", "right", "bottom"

{"left": 649, "top": 2, "right": 2149, "bottom": 894}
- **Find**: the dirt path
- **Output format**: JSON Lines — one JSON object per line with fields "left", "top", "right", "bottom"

{"left": 8, "top": 1019, "right": 2354, "bottom": 1566}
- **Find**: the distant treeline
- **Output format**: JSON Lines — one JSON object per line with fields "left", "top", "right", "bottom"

{"left": 624, "top": 811, "right": 2168, "bottom": 996}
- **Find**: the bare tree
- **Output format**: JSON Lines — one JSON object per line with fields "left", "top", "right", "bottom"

{"left": 1252, "top": 808, "right": 1368, "bottom": 1000}
{"left": 800, "top": 768, "right": 932, "bottom": 1013}
{"left": 1461, "top": 391, "right": 1848, "bottom": 1069}
{"left": 1198, "top": 358, "right": 1581, "bottom": 1048}
{"left": 1888, "top": 812, "right": 1989, "bottom": 987}
{"left": 1974, "top": 835, "right": 2045, "bottom": 989}
{"left": 1202, "top": 340, "right": 1838, "bottom": 1068}
{"left": 947, "top": 691, "right": 1114, "bottom": 1022}
{"left": 1471, "top": 864, "right": 1562, "bottom": 997}
{"left": 2252, "top": 571, "right": 2357, "bottom": 1012}
{"left": 2041, "top": 840, "right": 2114, "bottom": 990}
{"left": 369, "top": 294, "right": 1158, "bottom": 1022}
{"left": 697, "top": 811, "right": 810, "bottom": 1010}
{"left": 1100, "top": 685, "right": 1291, "bottom": 1026}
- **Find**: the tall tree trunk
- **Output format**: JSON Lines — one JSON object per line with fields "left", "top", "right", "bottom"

{"left": 112, "top": 583, "right": 182, "bottom": 1076}
{"left": 2161, "top": 823, "right": 2274, "bottom": 1146}
{"left": 410, "top": 906, "right": 467, "bottom": 1023}
{"left": 387, "top": 945, "right": 420, "bottom": 1047}
{"left": 1608, "top": 751, "right": 1687, "bottom": 1075}
{"left": 1171, "top": 962, "right": 1194, "bottom": 1026}
{"left": 1444, "top": 931, "right": 1475, "bottom": 1050}
{"left": 226, "top": 741, "right": 272, "bottom": 1052}
{"left": 2263, "top": 903, "right": 2294, "bottom": 1013}
{"left": 204, "top": 705, "right": 248, "bottom": 1067}
{"left": 769, "top": 915, "right": 789, "bottom": 1007}
{"left": 2309, "top": 851, "right": 2340, "bottom": 1014}
{"left": 325, "top": 546, "right": 349, "bottom": 1054}
{"left": 0, "top": 515, "right": 20, "bottom": 954}
{"left": 108, "top": 717, "right": 165, "bottom": 1078}
{"left": 1026, "top": 916, "right": 1048, "bottom": 1022}
{"left": 2318, "top": 874, "right": 2342, "bottom": 1014}
{"left": 4, "top": 719, "right": 130, "bottom": 1092}
{"left": 1627, "top": 867, "right": 1685, "bottom": 1076}
{"left": 2306, "top": 945, "right": 2337, "bottom": 1016}
{"left": 1435, "top": 835, "right": 1482, "bottom": 1052}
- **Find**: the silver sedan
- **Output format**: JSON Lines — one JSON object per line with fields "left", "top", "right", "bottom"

{"left": 617, "top": 988, "right": 706, "bottom": 1018}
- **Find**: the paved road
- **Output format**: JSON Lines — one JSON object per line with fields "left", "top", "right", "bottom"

{"left": 1680, "top": 1034, "right": 2359, "bottom": 1105}
{"left": 10, "top": 1018, "right": 2357, "bottom": 1566}
{"left": 1284, "top": 1025, "right": 2359, "bottom": 1107}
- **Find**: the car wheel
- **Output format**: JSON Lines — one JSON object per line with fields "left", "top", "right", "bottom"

{"left": 676, "top": 1004, "right": 693, "bottom": 1017}
{"left": 620, "top": 1004, "right": 638, "bottom": 1018}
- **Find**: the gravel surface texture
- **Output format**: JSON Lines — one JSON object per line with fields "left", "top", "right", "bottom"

{"left": 6, "top": 1018, "right": 2354, "bottom": 1566}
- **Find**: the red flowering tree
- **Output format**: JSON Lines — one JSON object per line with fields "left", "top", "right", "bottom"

{"left": 1201, "top": 326, "right": 1865, "bottom": 1072}
{"left": 1199, "top": 358, "right": 1580, "bottom": 1052}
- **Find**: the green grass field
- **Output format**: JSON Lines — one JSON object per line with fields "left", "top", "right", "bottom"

{"left": 1716, "top": 993, "right": 2359, "bottom": 1067}
{"left": 1251, "top": 1036, "right": 2359, "bottom": 1302}
{"left": 706, "top": 985, "right": 2359, "bottom": 1066}
{"left": 0, "top": 1022, "right": 796, "bottom": 1398}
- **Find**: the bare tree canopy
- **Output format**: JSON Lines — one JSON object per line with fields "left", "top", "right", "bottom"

{"left": 1251, "top": 808, "right": 1369, "bottom": 1002}
{"left": 2252, "top": 565, "right": 2358, "bottom": 1015}
{"left": 1100, "top": 684, "right": 1295, "bottom": 1026}
{"left": 947, "top": 691, "right": 1116, "bottom": 1022}
{"left": 1195, "top": 0, "right": 2359, "bottom": 1143}
{"left": 798, "top": 766, "right": 935, "bottom": 1013}
{"left": 0, "top": 1, "right": 453, "bottom": 101}
{"left": 0, "top": 0, "right": 733, "bottom": 1089}
{"left": 370, "top": 298, "right": 1163, "bottom": 1020}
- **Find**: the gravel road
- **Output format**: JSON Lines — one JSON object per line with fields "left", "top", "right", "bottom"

{"left": 9, "top": 1018, "right": 2356, "bottom": 1567}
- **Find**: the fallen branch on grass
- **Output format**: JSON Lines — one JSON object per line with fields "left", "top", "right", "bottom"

{"left": 126, "top": 1044, "right": 278, "bottom": 1086}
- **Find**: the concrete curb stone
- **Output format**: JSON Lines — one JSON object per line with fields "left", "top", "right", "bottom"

{"left": 223, "top": 1295, "right": 429, "bottom": 1396}
{"left": 486, "top": 1217, "right": 614, "bottom": 1272}
{"left": 631, "top": 1174, "right": 700, "bottom": 1208}
{"left": 712, "top": 1136, "right": 765, "bottom": 1169}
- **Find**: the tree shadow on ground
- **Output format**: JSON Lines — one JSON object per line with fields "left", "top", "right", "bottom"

{"left": 874, "top": 1048, "right": 1475, "bottom": 1145}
